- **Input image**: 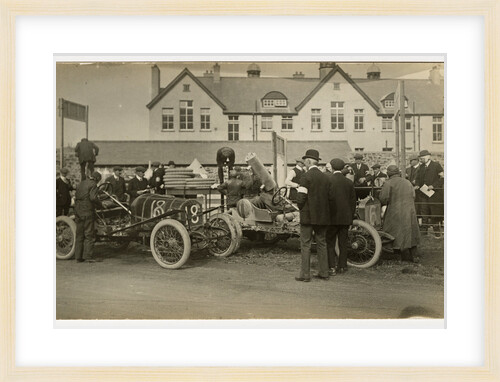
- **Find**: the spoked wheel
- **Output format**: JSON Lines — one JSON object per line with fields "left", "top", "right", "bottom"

{"left": 150, "top": 219, "right": 191, "bottom": 269}
{"left": 207, "top": 213, "right": 240, "bottom": 257}
{"left": 347, "top": 219, "right": 382, "bottom": 268}
{"left": 56, "top": 216, "right": 76, "bottom": 259}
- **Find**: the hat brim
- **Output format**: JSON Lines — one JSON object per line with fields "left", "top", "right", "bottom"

{"left": 302, "top": 155, "right": 321, "bottom": 161}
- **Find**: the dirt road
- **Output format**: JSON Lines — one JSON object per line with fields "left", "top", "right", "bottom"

{"left": 56, "top": 237, "right": 444, "bottom": 320}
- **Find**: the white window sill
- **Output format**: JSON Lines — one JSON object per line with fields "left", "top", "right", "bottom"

{"left": 330, "top": 129, "right": 345, "bottom": 132}
{"left": 310, "top": 129, "right": 323, "bottom": 132}
{"left": 260, "top": 129, "right": 273, "bottom": 132}
{"left": 179, "top": 129, "right": 195, "bottom": 132}
{"left": 200, "top": 129, "right": 212, "bottom": 132}
{"left": 280, "top": 129, "right": 295, "bottom": 132}
{"left": 432, "top": 141, "right": 444, "bottom": 144}
{"left": 353, "top": 129, "right": 366, "bottom": 132}
{"left": 382, "top": 129, "right": 394, "bottom": 132}
{"left": 161, "top": 129, "right": 175, "bottom": 132}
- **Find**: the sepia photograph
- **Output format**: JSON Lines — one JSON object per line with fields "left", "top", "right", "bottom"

{"left": 55, "top": 59, "right": 445, "bottom": 320}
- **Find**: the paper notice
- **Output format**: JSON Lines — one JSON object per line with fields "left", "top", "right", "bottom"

{"left": 420, "top": 184, "right": 435, "bottom": 197}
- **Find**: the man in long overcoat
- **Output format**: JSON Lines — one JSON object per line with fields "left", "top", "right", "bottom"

{"left": 296, "top": 149, "right": 331, "bottom": 282}
{"left": 56, "top": 167, "right": 74, "bottom": 216}
{"left": 351, "top": 153, "right": 370, "bottom": 199}
{"left": 415, "top": 150, "right": 444, "bottom": 238}
{"left": 379, "top": 165, "right": 420, "bottom": 262}
{"left": 74, "top": 171, "right": 102, "bottom": 263}
{"left": 75, "top": 138, "right": 99, "bottom": 180}
{"left": 325, "top": 158, "right": 357, "bottom": 274}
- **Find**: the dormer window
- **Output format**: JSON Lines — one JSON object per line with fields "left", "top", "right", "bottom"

{"left": 383, "top": 93, "right": 409, "bottom": 109}
{"left": 384, "top": 100, "right": 394, "bottom": 108}
{"left": 261, "top": 91, "right": 288, "bottom": 108}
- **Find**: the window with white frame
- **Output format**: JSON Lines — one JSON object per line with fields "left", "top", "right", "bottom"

{"left": 330, "top": 102, "right": 344, "bottom": 130}
{"left": 311, "top": 109, "right": 321, "bottom": 130}
{"left": 228, "top": 115, "right": 239, "bottom": 141}
{"left": 333, "top": 82, "right": 340, "bottom": 90}
{"left": 274, "top": 99, "right": 287, "bottom": 107}
{"left": 262, "top": 99, "right": 274, "bottom": 107}
{"left": 162, "top": 108, "right": 174, "bottom": 131}
{"left": 433, "top": 116, "right": 443, "bottom": 142}
{"left": 382, "top": 117, "right": 393, "bottom": 130}
{"left": 200, "top": 108, "right": 210, "bottom": 130}
{"left": 179, "top": 101, "right": 193, "bottom": 130}
{"left": 281, "top": 116, "right": 293, "bottom": 130}
{"left": 354, "top": 109, "right": 364, "bottom": 130}
{"left": 183, "top": 84, "right": 190, "bottom": 92}
{"left": 384, "top": 100, "right": 394, "bottom": 108}
{"left": 261, "top": 116, "right": 273, "bottom": 130}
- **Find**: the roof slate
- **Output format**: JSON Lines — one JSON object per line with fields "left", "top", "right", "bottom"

{"left": 93, "top": 140, "right": 352, "bottom": 166}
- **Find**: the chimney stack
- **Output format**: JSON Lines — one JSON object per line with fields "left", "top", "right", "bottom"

{"left": 429, "top": 66, "right": 441, "bottom": 85}
{"left": 151, "top": 65, "right": 160, "bottom": 99}
{"left": 213, "top": 63, "right": 220, "bottom": 83}
{"left": 319, "top": 62, "right": 336, "bottom": 80}
{"left": 293, "top": 71, "right": 305, "bottom": 79}
{"left": 203, "top": 70, "right": 214, "bottom": 78}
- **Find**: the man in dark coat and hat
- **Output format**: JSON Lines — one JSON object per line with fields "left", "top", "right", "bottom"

{"left": 75, "top": 138, "right": 99, "bottom": 180}
{"left": 128, "top": 166, "right": 150, "bottom": 204}
{"left": 379, "top": 165, "right": 420, "bottom": 262}
{"left": 325, "top": 158, "right": 357, "bottom": 274}
{"left": 149, "top": 161, "right": 166, "bottom": 195}
{"left": 56, "top": 167, "right": 74, "bottom": 216}
{"left": 295, "top": 149, "right": 331, "bottom": 282}
{"left": 105, "top": 166, "right": 127, "bottom": 202}
{"left": 351, "top": 153, "right": 370, "bottom": 199}
{"left": 415, "top": 150, "right": 444, "bottom": 238}
{"left": 74, "top": 171, "right": 103, "bottom": 263}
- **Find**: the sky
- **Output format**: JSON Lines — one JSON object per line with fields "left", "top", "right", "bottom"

{"left": 56, "top": 61, "right": 443, "bottom": 146}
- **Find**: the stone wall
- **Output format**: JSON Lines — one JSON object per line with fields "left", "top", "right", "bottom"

{"left": 57, "top": 148, "right": 445, "bottom": 185}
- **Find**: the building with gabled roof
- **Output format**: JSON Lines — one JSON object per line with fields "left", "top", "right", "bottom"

{"left": 146, "top": 63, "right": 444, "bottom": 154}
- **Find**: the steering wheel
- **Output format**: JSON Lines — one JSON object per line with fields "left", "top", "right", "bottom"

{"left": 272, "top": 186, "right": 296, "bottom": 209}
{"left": 97, "top": 182, "right": 114, "bottom": 201}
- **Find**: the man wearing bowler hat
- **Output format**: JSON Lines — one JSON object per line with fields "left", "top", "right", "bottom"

{"left": 285, "top": 157, "right": 306, "bottom": 202}
{"left": 128, "top": 166, "right": 150, "bottom": 204}
{"left": 105, "top": 166, "right": 127, "bottom": 202}
{"left": 415, "top": 150, "right": 444, "bottom": 238}
{"left": 295, "top": 149, "right": 331, "bottom": 282}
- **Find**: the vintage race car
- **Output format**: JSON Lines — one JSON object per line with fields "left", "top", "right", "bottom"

{"left": 55, "top": 182, "right": 242, "bottom": 269}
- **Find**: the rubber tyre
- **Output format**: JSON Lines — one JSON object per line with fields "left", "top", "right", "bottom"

{"left": 346, "top": 219, "right": 382, "bottom": 268}
{"left": 208, "top": 213, "right": 238, "bottom": 257}
{"left": 56, "top": 216, "right": 76, "bottom": 260}
{"left": 150, "top": 219, "right": 191, "bottom": 269}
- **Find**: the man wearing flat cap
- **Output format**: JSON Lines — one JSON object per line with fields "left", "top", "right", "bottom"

{"left": 56, "top": 167, "right": 74, "bottom": 216}
{"left": 379, "top": 165, "right": 420, "bottom": 262}
{"left": 74, "top": 171, "right": 103, "bottom": 263}
{"left": 149, "top": 161, "right": 166, "bottom": 195}
{"left": 415, "top": 150, "right": 444, "bottom": 238}
{"left": 325, "top": 158, "right": 357, "bottom": 275}
{"left": 128, "top": 166, "right": 150, "bottom": 204}
{"left": 285, "top": 158, "right": 306, "bottom": 202}
{"left": 105, "top": 166, "right": 127, "bottom": 202}
{"left": 351, "top": 153, "right": 370, "bottom": 199}
{"left": 295, "top": 149, "right": 331, "bottom": 282}
{"left": 366, "top": 164, "right": 387, "bottom": 188}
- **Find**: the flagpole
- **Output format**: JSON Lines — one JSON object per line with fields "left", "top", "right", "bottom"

{"left": 400, "top": 80, "right": 406, "bottom": 175}
{"left": 395, "top": 111, "right": 400, "bottom": 169}
{"left": 60, "top": 98, "right": 65, "bottom": 168}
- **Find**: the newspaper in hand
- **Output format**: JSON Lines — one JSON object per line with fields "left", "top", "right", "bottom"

{"left": 420, "top": 184, "right": 435, "bottom": 197}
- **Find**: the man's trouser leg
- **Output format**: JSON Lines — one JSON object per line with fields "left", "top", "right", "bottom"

{"left": 313, "top": 225, "right": 329, "bottom": 278}
{"left": 74, "top": 215, "right": 85, "bottom": 261}
{"left": 420, "top": 201, "right": 431, "bottom": 234}
{"left": 88, "top": 161, "right": 95, "bottom": 174}
{"left": 82, "top": 216, "right": 95, "bottom": 260}
{"left": 336, "top": 225, "right": 349, "bottom": 269}
{"left": 80, "top": 162, "right": 87, "bottom": 180}
{"left": 299, "top": 224, "right": 313, "bottom": 279}
{"left": 326, "top": 226, "right": 338, "bottom": 269}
